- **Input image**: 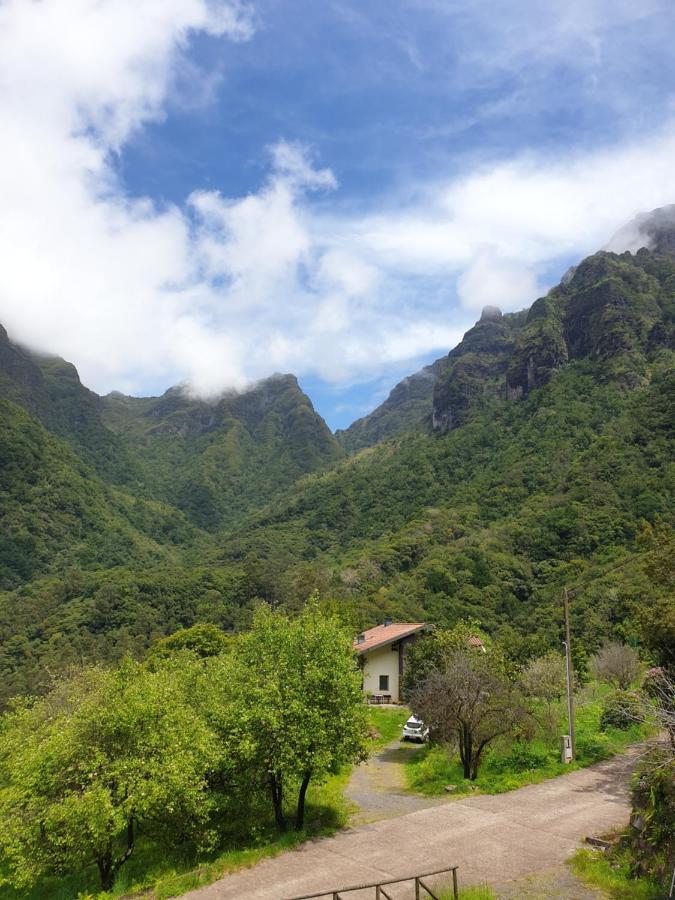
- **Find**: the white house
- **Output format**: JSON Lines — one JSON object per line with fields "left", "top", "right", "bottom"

{"left": 353, "top": 620, "right": 430, "bottom": 703}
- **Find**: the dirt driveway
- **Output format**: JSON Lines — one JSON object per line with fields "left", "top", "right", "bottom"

{"left": 184, "top": 747, "right": 637, "bottom": 900}
{"left": 345, "top": 737, "right": 450, "bottom": 824}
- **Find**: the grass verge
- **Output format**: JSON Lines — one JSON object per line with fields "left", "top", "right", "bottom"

{"left": 569, "top": 848, "right": 663, "bottom": 899}
{"left": 367, "top": 706, "right": 409, "bottom": 748}
{"left": 405, "top": 694, "right": 650, "bottom": 796}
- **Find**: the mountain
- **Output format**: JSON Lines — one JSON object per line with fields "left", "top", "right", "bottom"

{"left": 0, "top": 206, "right": 673, "bottom": 707}
{"left": 0, "top": 396, "right": 197, "bottom": 589}
{"left": 336, "top": 357, "right": 446, "bottom": 452}
{"left": 100, "top": 374, "right": 344, "bottom": 530}
{"left": 0, "top": 325, "right": 135, "bottom": 483}
{"left": 432, "top": 306, "right": 528, "bottom": 431}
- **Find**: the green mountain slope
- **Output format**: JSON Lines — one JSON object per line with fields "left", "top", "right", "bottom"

{"left": 0, "top": 398, "right": 198, "bottom": 589}
{"left": 0, "top": 326, "right": 139, "bottom": 484}
{"left": 217, "top": 241, "right": 674, "bottom": 649}
{"left": 0, "top": 207, "right": 673, "bottom": 708}
{"left": 100, "top": 374, "right": 344, "bottom": 530}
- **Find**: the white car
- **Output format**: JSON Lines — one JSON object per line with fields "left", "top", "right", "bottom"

{"left": 401, "top": 715, "right": 429, "bottom": 743}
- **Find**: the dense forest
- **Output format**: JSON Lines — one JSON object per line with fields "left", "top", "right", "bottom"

{"left": 0, "top": 211, "right": 673, "bottom": 709}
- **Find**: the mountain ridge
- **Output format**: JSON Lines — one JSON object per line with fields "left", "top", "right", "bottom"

{"left": 0, "top": 205, "right": 673, "bottom": 707}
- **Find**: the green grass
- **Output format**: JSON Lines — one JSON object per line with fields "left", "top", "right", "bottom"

{"left": 405, "top": 692, "right": 650, "bottom": 796}
{"left": 570, "top": 849, "right": 662, "bottom": 899}
{"left": 367, "top": 706, "right": 410, "bottom": 748}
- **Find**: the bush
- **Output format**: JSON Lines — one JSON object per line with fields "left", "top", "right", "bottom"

{"left": 590, "top": 642, "right": 640, "bottom": 690}
{"left": 488, "top": 743, "right": 550, "bottom": 773}
{"left": 627, "top": 747, "right": 675, "bottom": 883}
{"left": 600, "top": 690, "right": 642, "bottom": 731}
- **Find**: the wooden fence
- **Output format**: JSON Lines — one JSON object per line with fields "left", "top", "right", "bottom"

{"left": 283, "top": 864, "right": 459, "bottom": 900}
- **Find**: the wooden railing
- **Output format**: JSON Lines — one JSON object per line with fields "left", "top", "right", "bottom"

{"left": 283, "top": 864, "right": 459, "bottom": 899}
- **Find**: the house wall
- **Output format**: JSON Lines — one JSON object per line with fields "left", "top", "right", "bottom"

{"left": 362, "top": 643, "right": 401, "bottom": 701}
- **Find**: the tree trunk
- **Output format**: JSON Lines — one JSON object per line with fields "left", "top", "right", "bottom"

{"left": 270, "top": 773, "right": 287, "bottom": 831}
{"left": 97, "top": 852, "right": 114, "bottom": 892}
{"left": 295, "top": 770, "right": 312, "bottom": 829}
{"left": 460, "top": 725, "right": 473, "bottom": 780}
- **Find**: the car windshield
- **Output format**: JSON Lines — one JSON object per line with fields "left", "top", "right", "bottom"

{"left": 405, "top": 719, "right": 421, "bottom": 728}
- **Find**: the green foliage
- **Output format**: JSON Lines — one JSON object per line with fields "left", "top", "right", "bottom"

{"left": 0, "top": 240, "right": 673, "bottom": 731}
{"left": 0, "top": 398, "right": 197, "bottom": 589}
{"left": 146, "top": 623, "right": 232, "bottom": 661}
{"left": 199, "top": 603, "right": 368, "bottom": 831}
{"left": 402, "top": 621, "right": 491, "bottom": 699}
{"left": 405, "top": 684, "right": 649, "bottom": 796}
{"left": 100, "top": 374, "right": 344, "bottom": 532}
{"left": 626, "top": 746, "right": 675, "bottom": 883}
{"left": 570, "top": 848, "right": 662, "bottom": 899}
{"left": 0, "top": 661, "right": 217, "bottom": 891}
{"left": 600, "top": 690, "right": 642, "bottom": 731}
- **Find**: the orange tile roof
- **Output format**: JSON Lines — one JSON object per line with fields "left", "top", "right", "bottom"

{"left": 353, "top": 622, "right": 427, "bottom": 654}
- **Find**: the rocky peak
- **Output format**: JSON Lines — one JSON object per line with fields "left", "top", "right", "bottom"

{"left": 431, "top": 309, "right": 527, "bottom": 431}
{"left": 480, "top": 305, "right": 502, "bottom": 321}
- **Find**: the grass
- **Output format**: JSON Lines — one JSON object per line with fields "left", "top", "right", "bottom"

{"left": 367, "top": 705, "right": 410, "bottom": 748}
{"left": 405, "top": 690, "right": 650, "bottom": 797}
{"left": 570, "top": 848, "right": 663, "bottom": 899}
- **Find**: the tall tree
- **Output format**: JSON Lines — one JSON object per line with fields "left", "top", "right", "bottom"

{"left": 211, "top": 602, "right": 368, "bottom": 830}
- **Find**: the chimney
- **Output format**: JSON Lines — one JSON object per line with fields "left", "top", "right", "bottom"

{"left": 384, "top": 617, "right": 393, "bottom": 627}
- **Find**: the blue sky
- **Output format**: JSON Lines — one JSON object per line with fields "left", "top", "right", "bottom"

{"left": 1, "top": 0, "right": 675, "bottom": 429}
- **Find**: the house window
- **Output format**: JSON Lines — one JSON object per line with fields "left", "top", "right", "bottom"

{"left": 379, "top": 675, "right": 389, "bottom": 691}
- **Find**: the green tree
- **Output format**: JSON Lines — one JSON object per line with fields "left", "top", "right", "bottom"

{"left": 0, "top": 661, "right": 216, "bottom": 891}
{"left": 519, "top": 651, "right": 568, "bottom": 737}
{"left": 214, "top": 602, "right": 368, "bottom": 831}
{"left": 146, "top": 622, "right": 232, "bottom": 661}
{"left": 402, "top": 620, "right": 488, "bottom": 699}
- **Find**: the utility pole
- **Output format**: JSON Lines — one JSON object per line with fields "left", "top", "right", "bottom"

{"left": 563, "top": 587, "right": 575, "bottom": 758}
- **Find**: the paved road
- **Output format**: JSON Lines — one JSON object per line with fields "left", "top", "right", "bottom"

{"left": 184, "top": 748, "right": 637, "bottom": 900}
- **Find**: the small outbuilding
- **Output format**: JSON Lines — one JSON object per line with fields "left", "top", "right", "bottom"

{"left": 353, "top": 620, "right": 430, "bottom": 703}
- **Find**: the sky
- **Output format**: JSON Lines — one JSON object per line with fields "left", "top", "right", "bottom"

{"left": 1, "top": 1, "right": 675, "bottom": 429}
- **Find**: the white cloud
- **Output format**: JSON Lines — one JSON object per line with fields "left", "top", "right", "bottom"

{"left": 1, "top": 0, "right": 675, "bottom": 403}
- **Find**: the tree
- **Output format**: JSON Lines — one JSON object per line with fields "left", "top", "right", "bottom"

{"left": 402, "top": 620, "right": 488, "bottom": 699}
{"left": 146, "top": 623, "right": 232, "bottom": 661}
{"left": 0, "top": 661, "right": 216, "bottom": 891}
{"left": 211, "top": 602, "right": 368, "bottom": 831}
{"left": 589, "top": 641, "right": 641, "bottom": 690}
{"left": 520, "top": 651, "right": 567, "bottom": 737}
{"left": 409, "top": 649, "right": 523, "bottom": 780}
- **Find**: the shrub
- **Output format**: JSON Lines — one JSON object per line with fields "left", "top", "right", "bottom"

{"left": 627, "top": 747, "right": 675, "bottom": 883}
{"left": 600, "top": 690, "right": 642, "bottom": 731}
{"left": 590, "top": 642, "right": 640, "bottom": 690}
{"left": 488, "top": 743, "right": 550, "bottom": 773}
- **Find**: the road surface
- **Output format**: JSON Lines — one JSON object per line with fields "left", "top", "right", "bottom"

{"left": 184, "top": 748, "right": 637, "bottom": 899}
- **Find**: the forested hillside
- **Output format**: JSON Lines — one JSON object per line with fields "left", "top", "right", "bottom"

{"left": 0, "top": 209, "right": 673, "bottom": 709}
{"left": 100, "top": 374, "right": 343, "bottom": 530}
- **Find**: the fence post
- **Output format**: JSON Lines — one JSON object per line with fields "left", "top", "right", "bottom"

{"left": 415, "top": 876, "right": 420, "bottom": 900}
{"left": 452, "top": 867, "right": 459, "bottom": 899}
{"left": 376, "top": 887, "right": 381, "bottom": 900}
